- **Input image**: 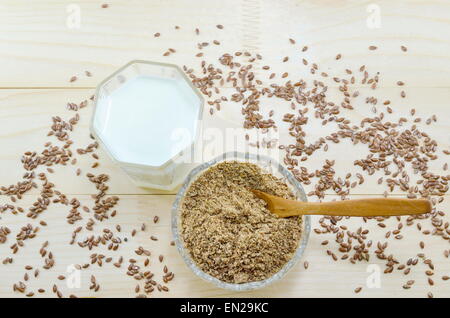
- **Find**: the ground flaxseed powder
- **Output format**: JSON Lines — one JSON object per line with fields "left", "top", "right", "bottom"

{"left": 180, "top": 161, "right": 303, "bottom": 284}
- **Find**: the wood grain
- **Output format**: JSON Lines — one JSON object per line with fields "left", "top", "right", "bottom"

{"left": 0, "top": 0, "right": 449, "bottom": 298}
{"left": 0, "top": 1, "right": 450, "bottom": 87}
{"left": 0, "top": 87, "right": 448, "bottom": 195}
{"left": 0, "top": 194, "right": 448, "bottom": 298}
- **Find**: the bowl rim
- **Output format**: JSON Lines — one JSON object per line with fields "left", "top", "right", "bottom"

{"left": 171, "top": 151, "right": 311, "bottom": 291}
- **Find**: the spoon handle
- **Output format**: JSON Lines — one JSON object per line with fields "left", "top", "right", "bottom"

{"left": 277, "top": 198, "right": 431, "bottom": 217}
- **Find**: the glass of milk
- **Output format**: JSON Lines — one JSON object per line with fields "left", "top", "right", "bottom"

{"left": 91, "top": 60, "right": 204, "bottom": 190}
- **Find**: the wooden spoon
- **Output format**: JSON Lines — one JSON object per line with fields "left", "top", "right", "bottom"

{"left": 251, "top": 190, "right": 432, "bottom": 217}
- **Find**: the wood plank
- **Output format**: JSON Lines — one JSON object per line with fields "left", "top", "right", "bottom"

{"left": 2, "top": 0, "right": 450, "bottom": 300}
{"left": 0, "top": 194, "right": 448, "bottom": 298}
{"left": 0, "top": 0, "right": 450, "bottom": 87}
{"left": 0, "top": 88, "right": 448, "bottom": 195}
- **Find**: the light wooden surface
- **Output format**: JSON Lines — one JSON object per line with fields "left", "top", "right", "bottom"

{"left": 0, "top": 0, "right": 449, "bottom": 298}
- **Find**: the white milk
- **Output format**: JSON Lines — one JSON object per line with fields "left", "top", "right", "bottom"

{"left": 94, "top": 75, "right": 200, "bottom": 166}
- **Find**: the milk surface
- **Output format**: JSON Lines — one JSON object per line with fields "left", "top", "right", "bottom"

{"left": 95, "top": 75, "right": 200, "bottom": 166}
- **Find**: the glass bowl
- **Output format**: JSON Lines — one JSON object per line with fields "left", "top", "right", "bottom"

{"left": 171, "top": 152, "right": 311, "bottom": 291}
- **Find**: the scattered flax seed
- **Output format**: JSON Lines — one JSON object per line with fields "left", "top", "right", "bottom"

{"left": 336, "top": 54, "right": 342, "bottom": 60}
{"left": 101, "top": 4, "right": 109, "bottom": 8}
{"left": 289, "top": 38, "right": 295, "bottom": 44}
{"left": 354, "top": 287, "right": 362, "bottom": 293}
{"left": 303, "top": 261, "right": 309, "bottom": 269}
{"left": 401, "top": 45, "right": 408, "bottom": 52}
{"left": 154, "top": 32, "right": 160, "bottom": 37}
{"left": 216, "top": 24, "right": 224, "bottom": 29}
{"left": 1, "top": 24, "right": 448, "bottom": 298}
{"left": 184, "top": 40, "right": 450, "bottom": 295}
{"left": 69, "top": 76, "right": 77, "bottom": 83}
{"left": 369, "top": 45, "right": 378, "bottom": 50}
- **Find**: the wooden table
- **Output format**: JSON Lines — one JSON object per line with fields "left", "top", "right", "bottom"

{"left": 0, "top": 0, "right": 449, "bottom": 298}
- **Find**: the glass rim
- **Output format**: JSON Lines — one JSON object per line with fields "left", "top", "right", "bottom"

{"left": 171, "top": 151, "right": 311, "bottom": 291}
